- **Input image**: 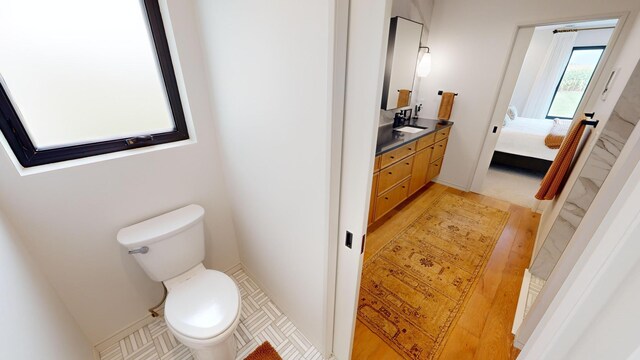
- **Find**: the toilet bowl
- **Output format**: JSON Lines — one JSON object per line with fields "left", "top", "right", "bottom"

{"left": 163, "top": 264, "right": 241, "bottom": 360}
{"left": 117, "top": 204, "right": 241, "bottom": 360}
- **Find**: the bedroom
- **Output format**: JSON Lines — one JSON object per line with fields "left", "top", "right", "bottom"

{"left": 478, "top": 19, "right": 617, "bottom": 211}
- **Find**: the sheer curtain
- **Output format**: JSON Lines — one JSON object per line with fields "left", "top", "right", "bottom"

{"left": 522, "top": 32, "right": 578, "bottom": 119}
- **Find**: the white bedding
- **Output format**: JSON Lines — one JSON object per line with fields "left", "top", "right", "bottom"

{"left": 495, "top": 117, "right": 561, "bottom": 161}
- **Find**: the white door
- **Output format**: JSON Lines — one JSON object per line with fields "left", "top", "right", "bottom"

{"left": 331, "top": 0, "right": 392, "bottom": 359}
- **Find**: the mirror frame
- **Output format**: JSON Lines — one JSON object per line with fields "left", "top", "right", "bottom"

{"left": 381, "top": 16, "right": 423, "bottom": 111}
{"left": 0, "top": 0, "right": 189, "bottom": 168}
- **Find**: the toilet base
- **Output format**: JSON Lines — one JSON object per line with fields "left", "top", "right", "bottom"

{"left": 190, "top": 334, "right": 236, "bottom": 360}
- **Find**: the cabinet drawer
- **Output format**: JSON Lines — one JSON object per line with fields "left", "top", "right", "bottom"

{"left": 435, "top": 127, "right": 451, "bottom": 142}
{"left": 374, "top": 155, "right": 381, "bottom": 172}
{"left": 416, "top": 133, "right": 436, "bottom": 150}
{"left": 431, "top": 138, "right": 448, "bottom": 162}
{"left": 378, "top": 155, "right": 414, "bottom": 194}
{"left": 427, "top": 157, "right": 443, "bottom": 181}
{"left": 375, "top": 178, "right": 409, "bottom": 221}
{"left": 380, "top": 141, "right": 417, "bottom": 168}
{"left": 408, "top": 147, "right": 432, "bottom": 195}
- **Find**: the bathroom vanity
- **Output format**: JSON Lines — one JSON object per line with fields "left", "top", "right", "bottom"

{"left": 368, "top": 118, "right": 453, "bottom": 225}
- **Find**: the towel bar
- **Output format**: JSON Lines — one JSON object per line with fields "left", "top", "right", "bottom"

{"left": 438, "top": 90, "right": 458, "bottom": 96}
{"left": 581, "top": 119, "right": 599, "bottom": 128}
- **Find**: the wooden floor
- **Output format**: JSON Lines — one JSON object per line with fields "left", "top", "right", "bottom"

{"left": 352, "top": 183, "right": 538, "bottom": 360}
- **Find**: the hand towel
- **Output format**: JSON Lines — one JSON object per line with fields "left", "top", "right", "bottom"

{"left": 438, "top": 92, "right": 456, "bottom": 120}
{"left": 397, "top": 89, "right": 411, "bottom": 108}
{"left": 535, "top": 119, "right": 587, "bottom": 200}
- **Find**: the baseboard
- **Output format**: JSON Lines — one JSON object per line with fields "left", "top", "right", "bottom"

{"left": 93, "top": 262, "right": 244, "bottom": 355}
{"left": 93, "top": 311, "right": 161, "bottom": 353}
{"left": 433, "top": 178, "right": 468, "bottom": 192}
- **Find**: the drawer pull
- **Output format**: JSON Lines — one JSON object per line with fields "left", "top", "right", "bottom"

{"left": 402, "top": 186, "right": 406, "bottom": 188}
{"left": 408, "top": 147, "right": 412, "bottom": 150}
{"left": 439, "top": 144, "right": 443, "bottom": 147}
{"left": 388, "top": 171, "right": 392, "bottom": 174}
{"left": 385, "top": 197, "right": 389, "bottom": 200}
{"left": 405, "top": 162, "right": 410, "bottom": 165}
{"left": 390, "top": 156, "right": 395, "bottom": 159}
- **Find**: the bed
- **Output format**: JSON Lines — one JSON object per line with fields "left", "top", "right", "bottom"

{"left": 492, "top": 116, "right": 565, "bottom": 173}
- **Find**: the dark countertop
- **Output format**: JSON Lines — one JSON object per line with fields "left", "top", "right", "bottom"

{"left": 376, "top": 118, "right": 454, "bottom": 156}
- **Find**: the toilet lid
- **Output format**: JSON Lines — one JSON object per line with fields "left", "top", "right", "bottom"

{"left": 165, "top": 270, "right": 240, "bottom": 340}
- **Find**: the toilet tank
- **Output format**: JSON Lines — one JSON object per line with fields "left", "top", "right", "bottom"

{"left": 117, "top": 204, "right": 205, "bottom": 282}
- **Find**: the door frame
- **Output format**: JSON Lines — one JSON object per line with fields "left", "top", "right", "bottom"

{"left": 469, "top": 14, "right": 628, "bottom": 194}
{"left": 329, "top": 0, "right": 393, "bottom": 359}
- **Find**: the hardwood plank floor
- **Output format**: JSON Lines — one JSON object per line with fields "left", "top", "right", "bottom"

{"left": 352, "top": 183, "right": 538, "bottom": 360}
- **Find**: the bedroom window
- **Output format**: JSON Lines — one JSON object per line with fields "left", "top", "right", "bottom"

{"left": 0, "top": 0, "right": 189, "bottom": 168}
{"left": 546, "top": 46, "right": 605, "bottom": 120}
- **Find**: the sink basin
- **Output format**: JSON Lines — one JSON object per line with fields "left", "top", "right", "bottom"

{"left": 395, "top": 125, "right": 427, "bottom": 134}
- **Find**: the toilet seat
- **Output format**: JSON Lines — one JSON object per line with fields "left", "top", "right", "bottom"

{"left": 165, "top": 270, "right": 241, "bottom": 340}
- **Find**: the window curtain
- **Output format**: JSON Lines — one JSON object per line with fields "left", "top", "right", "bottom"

{"left": 522, "top": 32, "right": 578, "bottom": 119}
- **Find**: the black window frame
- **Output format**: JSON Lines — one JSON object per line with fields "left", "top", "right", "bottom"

{"left": 0, "top": 0, "right": 189, "bottom": 168}
{"left": 545, "top": 45, "right": 605, "bottom": 120}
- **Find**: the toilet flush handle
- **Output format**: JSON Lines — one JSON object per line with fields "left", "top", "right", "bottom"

{"left": 128, "top": 246, "right": 149, "bottom": 255}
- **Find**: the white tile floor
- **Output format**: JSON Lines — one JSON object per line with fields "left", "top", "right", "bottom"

{"left": 99, "top": 268, "right": 324, "bottom": 360}
{"left": 524, "top": 272, "right": 546, "bottom": 316}
{"left": 481, "top": 164, "right": 548, "bottom": 212}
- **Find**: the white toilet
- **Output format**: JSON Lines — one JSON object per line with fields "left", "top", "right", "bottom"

{"left": 117, "top": 204, "right": 241, "bottom": 360}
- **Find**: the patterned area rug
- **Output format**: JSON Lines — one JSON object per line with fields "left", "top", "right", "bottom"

{"left": 357, "top": 192, "right": 509, "bottom": 360}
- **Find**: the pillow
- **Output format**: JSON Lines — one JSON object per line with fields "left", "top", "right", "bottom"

{"left": 506, "top": 105, "right": 518, "bottom": 120}
{"left": 503, "top": 114, "right": 511, "bottom": 126}
{"left": 554, "top": 118, "right": 572, "bottom": 127}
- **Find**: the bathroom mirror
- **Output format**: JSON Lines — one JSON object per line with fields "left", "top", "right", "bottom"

{"left": 381, "top": 17, "right": 423, "bottom": 110}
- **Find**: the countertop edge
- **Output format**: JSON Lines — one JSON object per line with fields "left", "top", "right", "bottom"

{"left": 375, "top": 121, "right": 454, "bottom": 156}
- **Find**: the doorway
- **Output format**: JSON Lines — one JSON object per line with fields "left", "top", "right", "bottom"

{"left": 472, "top": 19, "right": 620, "bottom": 212}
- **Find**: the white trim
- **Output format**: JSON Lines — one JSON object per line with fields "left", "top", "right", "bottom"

{"left": 323, "top": 0, "right": 349, "bottom": 357}
{"left": 331, "top": 1, "right": 393, "bottom": 358}
{"left": 93, "top": 313, "right": 159, "bottom": 353}
{"left": 93, "top": 262, "right": 242, "bottom": 355}
{"left": 432, "top": 178, "right": 468, "bottom": 192}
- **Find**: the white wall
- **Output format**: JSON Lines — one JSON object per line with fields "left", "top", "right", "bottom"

{"left": 566, "top": 259, "right": 640, "bottom": 359}
{"left": 193, "top": 0, "right": 334, "bottom": 351}
{"left": 510, "top": 28, "right": 554, "bottom": 112}
{"left": 0, "top": 0, "right": 239, "bottom": 344}
{"left": 0, "top": 209, "right": 93, "bottom": 360}
{"left": 421, "top": 0, "right": 640, "bottom": 190}
{"left": 510, "top": 27, "right": 614, "bottom": 113}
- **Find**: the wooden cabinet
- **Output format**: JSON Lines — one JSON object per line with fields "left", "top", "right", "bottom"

{"left": 408, "top": 147, "right": 432, "bottom": 195}
{"left": 368, "top": 170, "right": 379, "bottom": 225}
{"left": 375, "top": 178, "right": 410, "bottom": 221}
{"left": 435, "top": 127, "right": 450, "bottom": 142}
{"left": 380, "top": 141, "right": 416, "bottom": 168}
{"left": 431, "top": 138, "right": 448, "bottom": 161}
{"left": 368, "top": 125, "right": 452, "bottom": 226}
{"left": 378, "top": 155, "right": 414, "bottom": 194}
{"left": 417, "top": 133, "right": 436, "bottom": 150}
{"left": 427, "top": 157, "right": 443, "bottom": 181}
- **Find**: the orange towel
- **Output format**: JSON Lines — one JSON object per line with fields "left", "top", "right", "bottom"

{"left": 397, "top": 89, "right": 411, "bottom": 108}
{"left": 535, "top": 119, "right": 587, "bottom": 200}
{"left": 438, "top": 92, "right": 455, "bottom": 120}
